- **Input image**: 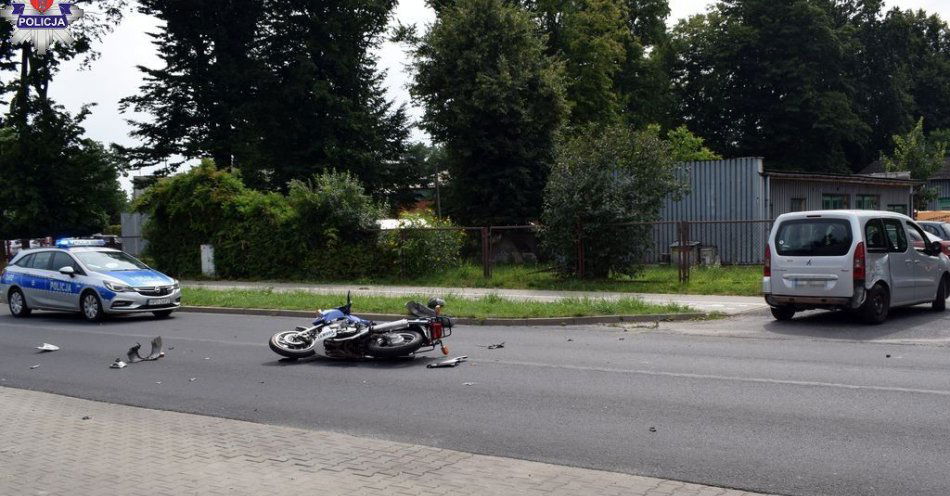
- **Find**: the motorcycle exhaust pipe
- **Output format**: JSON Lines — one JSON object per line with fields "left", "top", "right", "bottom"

{"left": 371, "top": 319, "right": 410, "bottom": 333}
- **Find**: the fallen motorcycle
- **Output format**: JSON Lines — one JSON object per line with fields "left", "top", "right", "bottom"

{"left": 267, "top": 293, "right": 455, "bottom": 359}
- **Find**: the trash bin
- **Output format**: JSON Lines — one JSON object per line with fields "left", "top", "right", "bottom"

{"left": 669, "top": 241, "right": 700, "bottom": 266}
{"left": 700, "top": 245, "right": 720, "bottom": 267}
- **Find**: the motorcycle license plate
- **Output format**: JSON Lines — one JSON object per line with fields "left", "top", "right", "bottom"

{"left": 150, "top": 298, "right": 171, "bottom": 306}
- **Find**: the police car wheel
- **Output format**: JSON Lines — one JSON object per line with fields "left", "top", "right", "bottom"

{"left": 8, "top": 289, "right": 31, "bottom": 318}
{"left": 81, "top": 291, "right": 104, "bottom": 322}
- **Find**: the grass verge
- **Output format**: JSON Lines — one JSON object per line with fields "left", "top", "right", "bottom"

{"left": 189, "top": 264, "right": 763, "bottom": 297}
{"left": 182, "top": 288, "right": 694, "bottom": 319}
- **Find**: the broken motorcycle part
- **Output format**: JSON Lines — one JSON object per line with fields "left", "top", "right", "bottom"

{"left": 426, "top": 356, "right": 468, "bottom": 368}
{"left": 126, "top": 336, "right": 165, "bottom": 363}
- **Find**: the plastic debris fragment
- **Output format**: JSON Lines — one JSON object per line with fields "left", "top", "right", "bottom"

{"left": 36, "top": 343, "right": 59, "bottom": 352}
{"left": 127, "top": 336, "right": 165, "bottom": 363}
{"left": 427, "top": 356, "right": 468, "bottom": 368}
{"left": 110, "top": 359, "right": 127, "bottom": 369}
{"left": 29, "top": 364, "right": 40, "bottom": 369}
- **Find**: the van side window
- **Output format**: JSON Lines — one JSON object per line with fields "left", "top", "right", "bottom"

{"left": 906, "top": 221, "right": 933, "bottom": 252}
{"left": 881, "top": 219, "right": 907, "bottom": 253}
{"left": 865, "top": 219, "right": 888, "bottom": 251}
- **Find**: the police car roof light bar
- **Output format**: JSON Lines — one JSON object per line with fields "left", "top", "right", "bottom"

{"left": 55, "top": 238, "right": 107, "bottom": 248}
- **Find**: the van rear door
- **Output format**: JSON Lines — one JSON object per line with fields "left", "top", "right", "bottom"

{"left": 771, "top": 217, "right": 855, "bottom": 298}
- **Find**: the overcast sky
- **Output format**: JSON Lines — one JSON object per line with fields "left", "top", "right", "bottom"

{"left": 46, "top": 0, "right": 950, "bottom": 190}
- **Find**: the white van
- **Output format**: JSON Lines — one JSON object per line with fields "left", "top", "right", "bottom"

{"left": 763, "top": 210, "right": 950, "bottom": 324}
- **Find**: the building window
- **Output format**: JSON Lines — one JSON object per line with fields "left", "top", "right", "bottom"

{"left": 939, "top": 197, "right": 950, "bottom": 209}
{"left": 887, "top": 204, "right": 907, "bottom": 215}
{"left": 822, "top": 194, "right": 849, "bottom": 210}
{"left": 855, "top": 195, "right": 879, "bottom": 210}
{"left": 790, "top": 198, "right": 806, "bottom": 212}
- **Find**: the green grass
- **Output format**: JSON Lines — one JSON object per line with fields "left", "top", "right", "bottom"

{"left": 276, "top": 264, "right": 763, "bottom": 297}
{"left": 182, "top": 288, "right": 694, "bottom": 319}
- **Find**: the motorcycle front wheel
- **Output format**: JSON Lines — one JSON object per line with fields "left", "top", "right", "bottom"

{"left": 269, "top": 330, "right": 319, "bottom": 358}
{"left": 366, "top": 330, "right": 424, "bottom": 358}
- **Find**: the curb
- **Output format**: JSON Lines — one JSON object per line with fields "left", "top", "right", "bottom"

{"left": 177, "top": 306, "right": 709, "bottom": 326}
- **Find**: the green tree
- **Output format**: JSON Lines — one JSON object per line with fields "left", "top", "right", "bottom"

{"left": 540, "top": 124, "right": 688, "bottom": 278}
{"left": 533, "top": 0, "right": 629, "bottom": 124}
{"left": 616, "top": 0, "right": 673, "bottom": 127}
{"left": 670, "top": 0, "right": 870, "bottom": 172}
{"left": 120, "top": 0, "right": 411, "bottom": 198}
{"left": 0, "top": 106, "right": 125, "bottom": 239}
{"left": 645, "top": 124, "right": 721, "bottom": 162}
{"left": 410, "top": 0, "right": 569, "bottom": 225}
{"left": 882, "top": 118, "right": 947, "bottom": 210}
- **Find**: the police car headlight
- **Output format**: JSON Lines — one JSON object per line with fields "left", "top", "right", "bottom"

{"left": 172, "top": 280, "right": 180, "bottom": 290}
{"left": 104, "top": 281, "right": 134, "bottom": 292}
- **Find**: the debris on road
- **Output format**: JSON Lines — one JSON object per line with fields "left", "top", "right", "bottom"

{"left": 649, "top": 427, "right": 657, "bottom": 433}
{"left": 29, "top": 364, "right": 40, "bottom": 370}
{"left": 567, "top": 338, "right": 573, "bottom": 342}
{"left": 463, "top": 382, "right": 475, "bottom": 386}
{"left": 35, "top": 343, "right": 59, "bottom": 352}
{"left": 189, "top": 378, "right": 197, "bottom": 382}
{"left": 427, "top": 356, "right": 468, "bottom": 368}
{"left": 81, "top": 416, "right": 91, "bottom": 420}
{"left": 109, "top": 359, "right": 127, "bottom": 369}
{"left": 479, "top": 342, "right": 505, "bottom": 350}
{"left": 127, "top": 337, "right": 165, "bottom": 363}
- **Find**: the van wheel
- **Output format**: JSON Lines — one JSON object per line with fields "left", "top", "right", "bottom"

{"left": 860, "top": 284, "right": 889, "bottom": 325}
{"left": 770, "top": 305, "right": 796, "bottom": 321}
{"left": 932, "top": 277, "right": 948, "bottom": 312}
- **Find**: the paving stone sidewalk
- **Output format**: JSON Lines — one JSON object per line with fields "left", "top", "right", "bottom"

{"left": 0, "top": 387, "right": 771, "bottom": 496}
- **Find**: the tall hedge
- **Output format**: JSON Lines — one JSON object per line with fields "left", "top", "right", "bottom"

{"left": 135, "top": 162, "right": 385, "bottom": 279}
{"left": 134, "top": 162, "right": 465, "bottom": 280}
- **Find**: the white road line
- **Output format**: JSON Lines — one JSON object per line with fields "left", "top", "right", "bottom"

{"left": 490, "top": 359, "right": 950, "bottom": 397}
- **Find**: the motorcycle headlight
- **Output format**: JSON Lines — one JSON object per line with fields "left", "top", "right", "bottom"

{"left": 104, "top": 281, "right": 134, "bottom": 292}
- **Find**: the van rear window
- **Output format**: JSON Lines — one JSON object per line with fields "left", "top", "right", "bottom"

{"left": 775, "top": 219, "right": 853, "bottom": 256}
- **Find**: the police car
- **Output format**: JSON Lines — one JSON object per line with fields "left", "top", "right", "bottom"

{"left": 0, "top": 238, "right": 181, "bottom": 322}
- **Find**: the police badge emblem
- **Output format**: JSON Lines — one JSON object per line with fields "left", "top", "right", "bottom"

{"left": 1, "top": 1, "right": 83, "bottom": 54}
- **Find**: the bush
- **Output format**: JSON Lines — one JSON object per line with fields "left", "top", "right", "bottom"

{"left": 134, "top": 160, "right": 246, "bottom": 276}
{"left": 540, "top": 124, "right": 689, "bottom": 278}
{"left": 135, "top": 162, "right": 387, "bottom": 280}
{"left": 378, "top": 212, "right": 466, "bottom": 276}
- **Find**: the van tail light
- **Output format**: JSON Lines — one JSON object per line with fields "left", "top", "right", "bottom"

{"left": 853, "top": 241, "right": 866, "bottom": 282}
{"left": 764, "top": 244, "right": 771, "bottom": 277}
{"left": 430, "top": 321, "right": 444, "bottom": 341}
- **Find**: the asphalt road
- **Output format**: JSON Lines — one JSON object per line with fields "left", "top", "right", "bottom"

{"left": 2, "top": 307, "right": 950, "bottom": 496}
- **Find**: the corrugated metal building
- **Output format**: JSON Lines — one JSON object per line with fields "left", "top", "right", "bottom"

{"left": 859, "top": 158, "right": 950, "bottom": 210}
{"left": 654, "top": 158, "right": 917, "bottom": 264}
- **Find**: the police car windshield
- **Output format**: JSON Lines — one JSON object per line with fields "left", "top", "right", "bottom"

{"left": 73, "top": 251, "right": 149, "bottom": 272}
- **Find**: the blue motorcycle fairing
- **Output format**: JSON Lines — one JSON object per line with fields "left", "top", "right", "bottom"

{"left": 314, "top": 309, "right": 370, "bottom": 326}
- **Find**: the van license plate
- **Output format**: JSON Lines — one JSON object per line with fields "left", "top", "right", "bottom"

{"left": 150, "top": 298, "right": 171, "bottom": 306}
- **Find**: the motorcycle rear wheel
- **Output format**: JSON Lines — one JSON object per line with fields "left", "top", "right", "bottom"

{"left": 366, "top": 330, "right": 424, "bottom": 358}
{"left": 269, "top": 330, "right": 319, "bottom": 358}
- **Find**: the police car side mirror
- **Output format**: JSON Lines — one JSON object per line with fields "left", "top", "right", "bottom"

{"left": 59, "top": 266, "right": 75, "bottom": 277}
